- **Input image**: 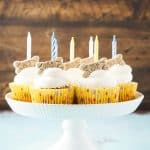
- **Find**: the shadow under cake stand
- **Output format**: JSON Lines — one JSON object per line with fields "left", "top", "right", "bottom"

{"left": 5, "top": 92, "right": 144, "bottom": 150}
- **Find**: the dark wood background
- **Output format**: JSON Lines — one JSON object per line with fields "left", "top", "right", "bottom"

{"left": 0, "top": 0, "right": 150, "bottom": 110}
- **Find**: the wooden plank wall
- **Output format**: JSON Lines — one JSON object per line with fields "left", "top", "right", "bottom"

{"left": 0, "top": 0, "right": 150, "bottom": 110}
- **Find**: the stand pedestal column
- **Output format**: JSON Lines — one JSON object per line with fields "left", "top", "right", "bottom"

{"left": 49, "top": 120, "right": 99, "bottom": 150}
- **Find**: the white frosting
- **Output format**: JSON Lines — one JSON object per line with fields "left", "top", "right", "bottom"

{"left": 78, "top": 77, "right": 100, "bottom": 88}
{"left": 14, "top": 67, "right": 39, "bottom": 85}
{"left": 90, "top": 70, "right": 108, "bottom": 78}
{"left": 78, "top": 70, "right": 117, "bottom": 88}
{"left": 33, "top": 68, "right": 69, "bottom": 88}
{"left": 65, "top": 68, "right": 84, "bottom": 85}
{"left": 109, "top": 64, "right": 133, "bottom": 84}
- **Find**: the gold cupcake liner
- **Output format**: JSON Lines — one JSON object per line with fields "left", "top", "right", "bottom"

{"left": 71, "top": 85, "right": 79, "bottom": 104}
{"left": 75, "top": 86, "right": 120, "bottom": 104}
{"left": 118, "top": 82, "right": 138, "bottom": 101}
{"left": 9, "top": 83, "right": 31, "bottom": 102}
{"left": 9, "top": 81, "right": 137, "bottom": 103}
{"left": 30, "top": 86, "right": 74, "bottom": 104}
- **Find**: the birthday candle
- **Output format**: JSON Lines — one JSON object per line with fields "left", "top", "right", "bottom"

{"left": 51, "top": 32, "right": 58, "bottom": 60}
{"left": 27, "top": 32, "right": 32, "bottom": 60}
{"left": 94, "top": 35, "right": 99, "bottom": 62}
{"left": 70, "top": 37, "right": 75, "bottom": 61}
{"left": 55, "top": 38, "right": 58, "bottom": 59}
{"left": 89, "top": 36, "right": 94, "bottom": 57}
{"left": 112, "top": 35, "right": 117, "bottom": 58}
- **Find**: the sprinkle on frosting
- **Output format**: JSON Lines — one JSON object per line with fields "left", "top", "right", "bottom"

{"left": 13, "top": 56, "right": 40, "bottom": 74}
{"left": 80, "top": 57, "right": 107, "bottom": 77}
{"left": 63, "top": 57, "right": 81, "bottom": 70}
{"left": 36, "top": 58, "right": 64, "bottom": 72}
{"left": 103, "top": 54, "right": 126, "bottom": 69}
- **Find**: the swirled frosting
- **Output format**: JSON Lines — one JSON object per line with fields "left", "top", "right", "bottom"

{"left": 33, "top": 68, "right": 69, "bottom": 88}
{"left": 65, "top": 68, "right": 84, "bottom": 85}
{"left": 14, "top": 67, "right": 39, "bottom": 85}
{"left": 109, "top": 64, "right": 133, "bottom": 84}
{"left": 78, "top": 69, "right": 117, "bottom": 88}
{"left": 90, "top": 70, "right": 116, "bottom": 87}
{"left": 78, "top": 77, "right": 100, "bottom": 88}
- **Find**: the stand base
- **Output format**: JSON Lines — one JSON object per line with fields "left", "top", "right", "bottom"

{"left": 5, "top": 92, "right": 144, "bottom": 150}
{"left": 49, "top": 120, "right": 99, "bottom": 150}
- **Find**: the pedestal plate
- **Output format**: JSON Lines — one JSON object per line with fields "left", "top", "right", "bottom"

{"left": 5, "top": 92, "right": 144, "bottom": 150}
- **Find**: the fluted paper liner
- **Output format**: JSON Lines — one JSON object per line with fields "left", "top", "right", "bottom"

{"left": 30, "top": 86, "right": 74, "bottom": 104}
{"left": 118, "top": 82, "right": 137, "bottom": 101}
{"left": 75, "top": 86, "right": 120, "bottom": 104}
{"left": 9, "top": 83, "right": 31, "bottom": 102}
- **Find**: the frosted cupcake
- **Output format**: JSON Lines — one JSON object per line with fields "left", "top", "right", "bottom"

{"left": 103, "top": 54, "right": 138, "bottom": 101}
{"left": 64, "top": 57, "right": 95, "bottom": 103}
{"left": 30, "top": 68, "right": 74, "bottom": 104}
{"left": 76, "top": 70, "right": 119, "bottom": 104}
{"left": 64, "top": 56, "right": 95, "bottom": 84}
{"left": 109, "top": 64, "right": 137, "bottom": 101}
{"left": 9, "top": 56, "right": 40, "bottom": 102}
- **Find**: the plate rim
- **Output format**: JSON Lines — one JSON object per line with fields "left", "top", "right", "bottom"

{"left": 5, "top": 92, "right": 144, "bottom": 107}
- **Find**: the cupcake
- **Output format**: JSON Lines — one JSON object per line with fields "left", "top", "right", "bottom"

{"left": 31, "top": 68, "right": 74, "bottom": 104}
{"left": 76, "top": 69, "right": 119, "bottom": 104}
{"left": 109, "top": 64, "right": 137, "bottom": 101}
{"left": 64, "top": 57, "right": 95, "bottom": 85}
{"left": 65, "top": 57, "right": 95, "bottom": 103}
{"left": 9, "top": 56, "right": 39, "bottom": 102}
{"left": 9, "top": 67, "right": 39, "bottom": 102}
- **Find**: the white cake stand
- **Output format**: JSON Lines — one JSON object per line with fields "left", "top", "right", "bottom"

{"left": 5, "top": 92, "right": 144, "bottom": 150}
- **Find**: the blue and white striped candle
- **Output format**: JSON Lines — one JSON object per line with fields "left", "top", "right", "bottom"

{"left": 112, "top": 35, "right": 117, "bottom": 58}
{"left": 53, "top": 37, "right": 58, "bottom": 59}
{"left": 51, "top": 32, "right": 58, "bottom": 60}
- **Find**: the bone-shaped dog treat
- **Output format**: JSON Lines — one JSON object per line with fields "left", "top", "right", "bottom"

{"left": 55, "top": 57, "right": 64, "bottom": 69}
{"left": 103, "top": 54, "right": 126, "bottom": 69}
{"left": 36, "top": 59, "right": 64, "bottom": 72}
{"left": 80, "top": 57, "right": 107, "bottom": 77}
{"left": 55, "top": 57, "right": 63, "bottom": 63}
{"left": 13, "top": 56, "right": 40, "bottom": 74}
{"left": 63, "top": 57, "right": 81, "bottom": 70}
{"left": 36, "top": 61, "right": 55, "bottom": 72}
{"left": 80, "top": 57, "right": 94, "bottom": 65}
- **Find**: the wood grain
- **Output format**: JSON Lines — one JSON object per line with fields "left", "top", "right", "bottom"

{"left": 0, "top": 0, "right": 150, "bottom": 110}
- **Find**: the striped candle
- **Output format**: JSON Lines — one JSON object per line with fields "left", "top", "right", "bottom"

{"left": 55, "top": 37, "right": 58, "bottom": 59}
{"left": 51, "top": 32, "right": 58, "bottom": 60}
